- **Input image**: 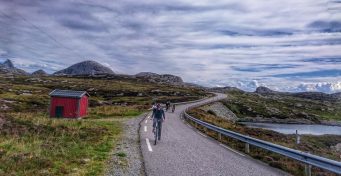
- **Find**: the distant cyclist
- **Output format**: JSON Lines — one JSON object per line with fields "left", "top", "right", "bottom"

{"left": 172, "top": 104, "right": 176, "bottom": 113}
{"left": 165, "top": 101, "right": 171, "bottom": 111}
{"left": 151, "top": 103, "right": 157, "bottom": 110}
{"left": 152, "top": 103, "right": 166, "bottom": 140}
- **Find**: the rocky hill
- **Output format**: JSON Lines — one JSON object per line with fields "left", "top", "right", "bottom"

{"left": 254, "top": 86, "right": 341, "bottom": 102}
{"left": 209, "top": 85, "right": 341, "bottom": 124}
{"left": 0, "top": 59, "right": 28, "bottom": 75}
{"left": 53, "top": 60, "right": 114, "bottom": 75}
{"left": 209, "top": 86, "right": 244, "bottom": 93}
{"left": 222, "top": 89, "right": 341, "bottom": 124}
{"left": 183, "top": 82, "right": 207, "bottom": 89}
{"left": 255, "top": 86, "right": 279, "bottom": 94}
{"left": 135, "top": 72, "right": 183, "bottom": 85}
{"left": 0, "top": 60, "right": 199, "bottom": 86}
{"left": 292, "top": 92, "right": 341, "bottom": 102}
{"left": 32, "top": 69, "right": 48, "bottom": 76}
{"left": 0, "top": 59, "right": 199, "bottom": 87}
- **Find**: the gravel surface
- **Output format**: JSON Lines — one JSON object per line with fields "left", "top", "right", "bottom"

{"left": 106, "top": 114, "right": 147, "bottom": 176}
{"left": 140, "top": 93, "right": 290, "bottom": 176}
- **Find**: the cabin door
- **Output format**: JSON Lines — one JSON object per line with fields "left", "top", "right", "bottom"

{"left": 55, "top": 106, "right": 64, "bottom": 117}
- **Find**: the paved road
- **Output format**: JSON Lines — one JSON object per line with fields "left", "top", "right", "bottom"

{"left": 140, "top": 93, "right": 289, "bottom": 176}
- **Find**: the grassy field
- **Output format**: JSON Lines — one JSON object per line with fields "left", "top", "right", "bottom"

{"left": 87, "top": 106, "right": 145, "bottom": 119}
{"left": 0, "top": 75, "right": 206, "bottom": 112}
{"left": 223, "top": 90, "right": 341, "bottom": 122}
{"left": 0, "top": 104, "right": 144, "bottom": 176}
{"left": 0, "top": 113, "right": 123, "bottom": 176}
{"left": 0, "top": 74, "right": 206, "bottom": 175}
{"left": 188, "top": 107, "right": 341, "bottom": 176}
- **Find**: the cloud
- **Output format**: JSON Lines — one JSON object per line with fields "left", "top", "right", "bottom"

{"left": 308, "top": 20, "right": 341, "bottom": 32}
{"left": 302, "top": 57, "right": 341, "bottom": 63}
{"left": 295, "top": 82, "right": 341, "bottom": 93}
{"left": 235, "top": 80, "right": 262, "bottom": 92}
{"left": 0, "top": 0, "right": 340, "bottom": 92}
{"left": 59, "top": 19, "right": 108, "bottom": 32}
{"left": 0, "top": 57, "right": 64, "bottom": 73}
{"left": 231, "top": 64, "right": 301, "bottom": 72}
{"left": 272, "top": 69, "right": 341, "bottom": 78}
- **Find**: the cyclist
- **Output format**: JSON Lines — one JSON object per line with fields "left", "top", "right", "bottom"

{"left": 151, "top": 103, "right": 157, "bottom": 110}
{"left": 165, "top": 101, "right": 170, "bottom": 111}
{"left": 152, "top": 103, "right": 166, "bottom": 140}
{"left": 172, "top": 104, "right": 176, "bottom": 113}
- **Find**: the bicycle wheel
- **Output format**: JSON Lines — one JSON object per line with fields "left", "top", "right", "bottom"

{"left": 154, "top": 124, "right": 158, "bottom": 145}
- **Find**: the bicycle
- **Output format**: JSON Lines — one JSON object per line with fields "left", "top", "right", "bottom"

{"left": 154, "top": 118, "right": 162, "bottom": 145}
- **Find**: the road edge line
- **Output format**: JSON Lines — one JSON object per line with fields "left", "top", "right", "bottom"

{"left": 146, "top": 138, "right": 153, "bottom": 152}
{"left": 219, "top": 143, "right": 245, "bottom": 157}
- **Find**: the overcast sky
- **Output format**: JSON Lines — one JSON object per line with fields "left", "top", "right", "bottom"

{"left": 0, "top": 0, "right": 341, "bottom": 92}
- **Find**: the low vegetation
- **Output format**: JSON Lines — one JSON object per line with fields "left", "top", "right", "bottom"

{"left": 0, "top": 113, "right": 121, "bottom": 175}
{"left": 88, "top": 105, "right": 145, "bottom": 119}
{"left": 223, "top": 90, "right": 341, "bottom": 123}
{"left": 0, "top": 74, "right": 206, "bottom": 112}
{"left": 0, "top": 73, "right": 207, "bottom": 175}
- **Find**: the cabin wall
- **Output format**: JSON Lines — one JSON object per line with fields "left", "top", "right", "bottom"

{"left": 79, "top": 96, "right": 88, "bottom": 117}
{"left": 50, "top": 97, "right": 78, "bottom": 118}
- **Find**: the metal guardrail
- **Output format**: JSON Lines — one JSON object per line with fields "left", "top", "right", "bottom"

{"left": 182, "top": 97, "right": 341, "bottom": 175}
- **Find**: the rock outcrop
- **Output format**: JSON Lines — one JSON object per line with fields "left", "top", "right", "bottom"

{"left": 255, "top": 86, "right": 278, "bottom": 94}
{"left": 2, "top": 59, "right": 14, "bottom": 68}
{"left": 209, "top": 86, "right": 244, "bottom": 93}
{"left": 135, "top": 72, "right": 183, "bottom": 85}
{"left": 53, "top": 60, "right": 114, "bottom": 75}
{"left": 200, "top": 102, "right": 238, "bottom": 122}
{"left": 254, "top": 86, "right": 341, "bottom": 102}
{"left": 0, "top": 59, "right": 28, "bottom": 75}
{"left": 32, "top": 69, "right": 48, "bottom": 76}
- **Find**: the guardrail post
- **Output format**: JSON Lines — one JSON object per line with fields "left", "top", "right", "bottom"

{"left": 304, "top": 164, "right": 312, "bottom": 176}
{"left": 218, "top": 133, "right": 222, "bottom": 141}
{"left": 245, "top": 143, "right": 250, "bottom": 153}
{"left": 296, "top": 130, "right": 300, "bottom": 145}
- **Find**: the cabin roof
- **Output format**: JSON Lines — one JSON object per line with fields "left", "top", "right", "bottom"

{"left": 49, "top": 89, "right": 90, "bottom": 98}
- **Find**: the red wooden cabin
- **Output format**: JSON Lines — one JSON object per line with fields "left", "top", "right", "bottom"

{"left": 49, "top": 89, "right": 89, "bottom": 118}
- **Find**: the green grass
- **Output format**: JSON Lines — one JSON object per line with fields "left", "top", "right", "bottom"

{"left": 0, "top": 113, "right": 122, "bottom": 176}
{"left": 87, "top": 105, "right": 145, "bottom": 119}
{"left": 115, "top": 152, "right": 127, "bottom": 158}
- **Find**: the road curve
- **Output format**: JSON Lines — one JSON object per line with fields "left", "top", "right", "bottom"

{"left": 140, "top": 93, "right": 289, "bottom": 176}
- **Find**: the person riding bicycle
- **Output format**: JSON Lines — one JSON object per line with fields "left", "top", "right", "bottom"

{"left": 165, "top": 101, "right": 171, "bottom": 111}
{"left": 172, "top": 104, "right": 176, "bottom": 113}
{"left": 151, "top": 103, "right": 157, "bottom": 110}
{"left": 152, "top": 103, "right": 165, "bottom": 140}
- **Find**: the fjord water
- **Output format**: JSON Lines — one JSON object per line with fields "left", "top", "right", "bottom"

{"left": 241, "top": 122, "right": 341, "bottom": 135}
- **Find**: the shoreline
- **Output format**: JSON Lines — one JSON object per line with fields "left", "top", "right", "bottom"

{"left": 237, "top": 118, "right": 341, "bottom": 127}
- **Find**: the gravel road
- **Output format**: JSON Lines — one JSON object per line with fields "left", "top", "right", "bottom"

{"left": 140, "top": 93, "right": 289, "bottom": 176}
{"left": 106, "top": 114, "right": 146, "bottom": 176}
